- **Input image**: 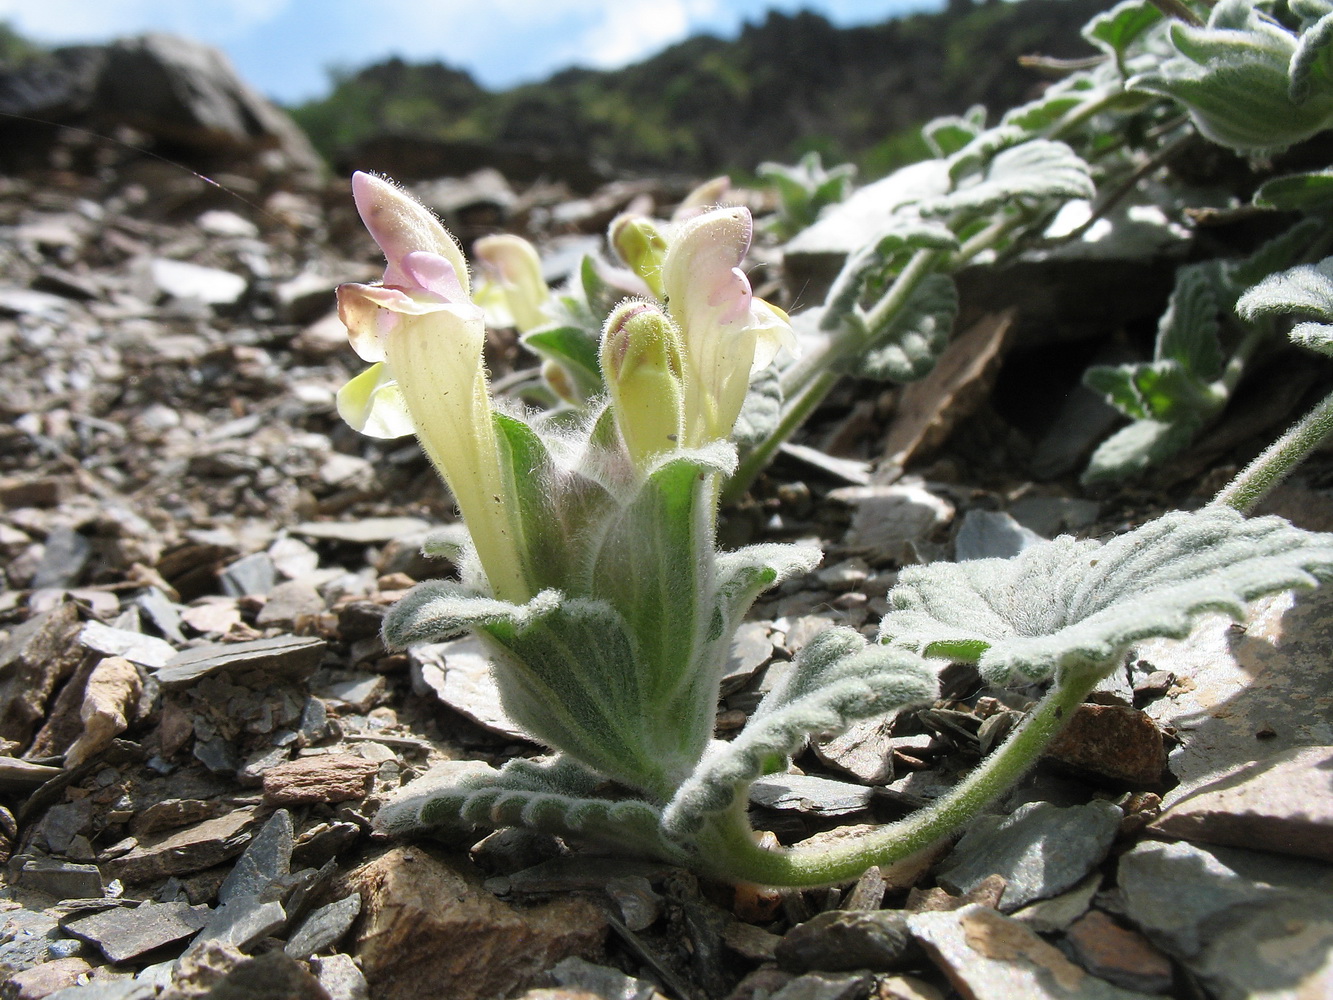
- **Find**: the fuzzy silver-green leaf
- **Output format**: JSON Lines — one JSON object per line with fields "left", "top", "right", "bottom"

{"left": 921, "top": 140, "right": 1095, "bottom": 217}
{"left": 661, "top": 628, "right": 936, "bottom": 839}
{"left": 879, "top": 507, "right": 1333, "bottom": 687}
{"left": 1236, "top": 257, "right": 1333, "bottom": 356}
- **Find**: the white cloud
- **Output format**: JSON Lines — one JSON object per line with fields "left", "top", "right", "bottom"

{"left": 0, "top": 0, "right": 292, "bottom": 44}
{"left": 577, "top": 0, "right": 721, "bottom": 69}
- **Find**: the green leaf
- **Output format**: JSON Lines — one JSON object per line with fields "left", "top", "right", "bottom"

{"left": 1224, "top": 218, "right": 1323, "bottom": 291}
{"left": 821, "top": 222, "right": 959, "bottom": 332}
{"left": 922, "top": 140, "right": 1095, "bottom": 217}
{"left": 1253, "top": 169, "right": 1333, "bottom": 210}
{"left": 375, "top": 756, "right": 681, "bottom": 861}
{"left": 382, "top": 582, "right": 554, "bottom": 649}
{"left": 1001, "top": 73, "right": 1108, "bottom": 133}
{"left": 493, "top": 413, "right": 615, "bottom": 592}
{"left": 1084, "top": 0, "right": 1165, "bottom": 73}
{"left": 879, "top": 506, "right": 1333, "bottom": 686}
{"left": 522, "top": 325, "right": 604, "bottom": 399}
{"left": 1084, "top": 365, "right": 1151, "bottom": 420}
{"left": 713, "top": 542, "right": 823, "bottom": 630}
{"left": 843, "top": 273, "right": 958, "bottom": 383}
{"left": 1082, "top": 417, "right": 1201, "bottom": 485}
{"left": 661, "top": 628, "right": 936, "bottom": 840}
{"left": 1289, "top": 11, "right": 1333, "bottom": 104}
{"left": 1086, "top": 358, "right": 1219, "bottom": 424}
{"left": 1237, "top": 257, "right": 1333, "bottom": 324}
{"left": 922, "top": 105, "right": 987, "bottom": 158}
{"left": 585, "top": 449, "right": 732, "bottom": 714}
{"left": 1155, "top": 268, "right": 1223, "bottom": 381}
{"left": 1129, "top": 13, "right": 1333, "bottom": 152}
{"left": 479, "top": 595, "right": 675, "bottom": 793}
{"left": 1236, "top": 257, "right": 1333, "bottom": 355}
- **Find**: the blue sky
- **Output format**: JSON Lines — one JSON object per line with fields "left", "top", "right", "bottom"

{"left": 0, "top": 0, "right": 944, "bottom": 105}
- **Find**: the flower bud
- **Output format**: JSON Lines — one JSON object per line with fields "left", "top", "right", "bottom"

{"left": 473, "top": 234, "right": 551, "bottom": 333}
{"left": 601, "top": 300, "right": 685, "bottom": 468}
{"left": 609, "top": 215, "right": 668, "bottom": 298}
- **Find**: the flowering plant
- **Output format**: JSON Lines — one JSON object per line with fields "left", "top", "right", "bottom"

{"left": 340, "top": 172, "right": 1333, "bottom": 887}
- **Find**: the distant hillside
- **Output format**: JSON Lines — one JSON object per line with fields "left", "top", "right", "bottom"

{"left": 290, "top": 0, "right": 1109, "bottom": 183}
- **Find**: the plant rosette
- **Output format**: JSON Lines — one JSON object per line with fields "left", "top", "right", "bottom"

{"left": 338, "top": 173, "right": 1333, "bottom": 888}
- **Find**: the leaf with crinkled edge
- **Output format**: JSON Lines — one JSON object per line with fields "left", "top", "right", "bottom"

{"left": 921, "top": 140, "right": 1094, "bottom": 217}
{"left": 660, "top": 628, "right": 936, "bottom": 840}
{"left": 879, "top": 507, "right": 1333, "bottom": 687}
{"left": 374, "top": 756, "right": 683, "bottom": 861}
{"left": 477, "top": 595, "right": 683, "bottom": 794}
{"left": 713, "top": 542, "right": 823, "bottom": 629}
{"left": 383, "top": 582, "right": 558, "bottom": 649}
{"left": 821, "top": 223, "right": 959, "bottom": 333}
{"left": 522, "top": 324, "right": 604, "bottom": 400}
{"left": 583, "top": 444, "right": 734, "bottom": 709}
{"left": 1289, "top": 11, "right": 1333, "bottom": 104}
{"left": 1236, "top": 257, "right": 1333, "bottom": 356}
{"left": 1224, "top": 218, "right": 1322, "bottom": 291}
{"left": 923, "top": 105, "right": 987, "bottom": 158}
{"left": 1083, "top": 416, "right": 1202, "bottom": 485}
{"left": 1253, "top": 170, "right": 1333, "bottom": 211}
{"left": 1155, "top": 267, "right": 1222, "bottom": 381}
{"left": 1084, "top": 0, "right": 1164, "bottom": 74}
{"left": 1129, "top": 10, "right": 1333, "bottom": 152}
{"left": 844, "top": 273, "right": 958, "bottom": 383}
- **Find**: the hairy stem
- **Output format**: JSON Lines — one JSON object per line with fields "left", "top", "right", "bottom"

{"left": 1212, "top": 385, "right": 1333, "bottom": 513}
{"left": 706, "top": 669, "right": 1099, "bottom": 887}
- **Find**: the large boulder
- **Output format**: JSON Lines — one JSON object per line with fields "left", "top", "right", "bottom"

{"left": 0, "top": 33, "right": 323, "bottom": 183}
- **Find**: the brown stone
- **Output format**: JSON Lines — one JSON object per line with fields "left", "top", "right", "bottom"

{"left": 908, "top": 905, "right": 1163, "bottom": 1000}
{"left": 1044, "top": 702, "right": 1167, "bottom": 787}
{"left": 0, "top": 601, "right": 88, "bottom": 749}
{"left": 4, "top": 956, "right": 92, "bottom": 999}
{"left": 881, "top": 310, "right": 1014, "bottom": 471}
{"left": 103, "top": 806, "right": 258, "bottom": 883}
{"left": 906, "top": 874, "right": 1006, "bottom": 913}
{"left": 1063, "top": 909, "right": 1174, "bottom": 995}
{"left": 262, "top": 754, "right": 377, "bottom": 805}
{"left": 353, "top": 846, "right": 607, "bottom": 1000}
{"left": 1149, "top": 745, "right": 1333, "bottom": 862}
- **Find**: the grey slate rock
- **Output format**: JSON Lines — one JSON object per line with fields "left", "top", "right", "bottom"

{"left": 285, "top": 893, "right": 362, "bottom": 959}
{"left": 149, "top": 258, "right": 247, "bottom": 307}
{"left": 776, "top": 909, "right": 919, "bottom": 973}
{"left": 185, "top": 896, "right": 286, "bottom": 955}
{"left": 310, "top": 953, "right": 368, "bottom": 1000}
{"left": 45, "top": 982, "right": 158, "bottom": 1000}
{"left": 17, "top": 857, "right": 103, "bottom": 900}
{"left": 219, "top": 809, "right": 293, "bottom": 904}
{"left": 936, "top": 800, "right": 1122, "bottom": 911}
{"left": 78, "top": 621, "right": 175, "bottom": 669}
{"left": 1117, "top": 839, "right": 1333, "bottom": 958}
{"left": 770, "top": 971, "right": 878, "bottom": 1000}
{"left": 908, "top": 904, "right": 1166, "bottom": 1000}
{"left": 1149, "top": 744, "right": 1333, "bottom": 863}
{"left": 156, "top": 635, "right": 325, "bottom": 689}
{"left": 749, "top": 773, "right": 876, "bottom": 817}
{"left": 134, "top": 587, "right": 185, "bottom": 643}
{"left": 954, "top": 510, "right": 1044, "bottom": 561}
{"left": 0, "top": 907, "right": 63, "bottom": 972}
{"left": 63, "top": 900, "right": 211, "bottom": 962}
{"left": 218, "top": 551, "right": 277, "bottom": 597}
{"left": 546, "top": 956, "right": 658, "bottom": 1000}
{"left": 1119, "top": 840, "right": 1333, "bottom": 1000}
{"left": 30, "top": 526, "right": 92, "bottom": 589}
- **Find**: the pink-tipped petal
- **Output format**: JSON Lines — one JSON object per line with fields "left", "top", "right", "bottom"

{"left": 351, "top": 172, "right": 471, "bottom": 297}
{"left": 402, "top": 251, "right": 466, "bottom": 303}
